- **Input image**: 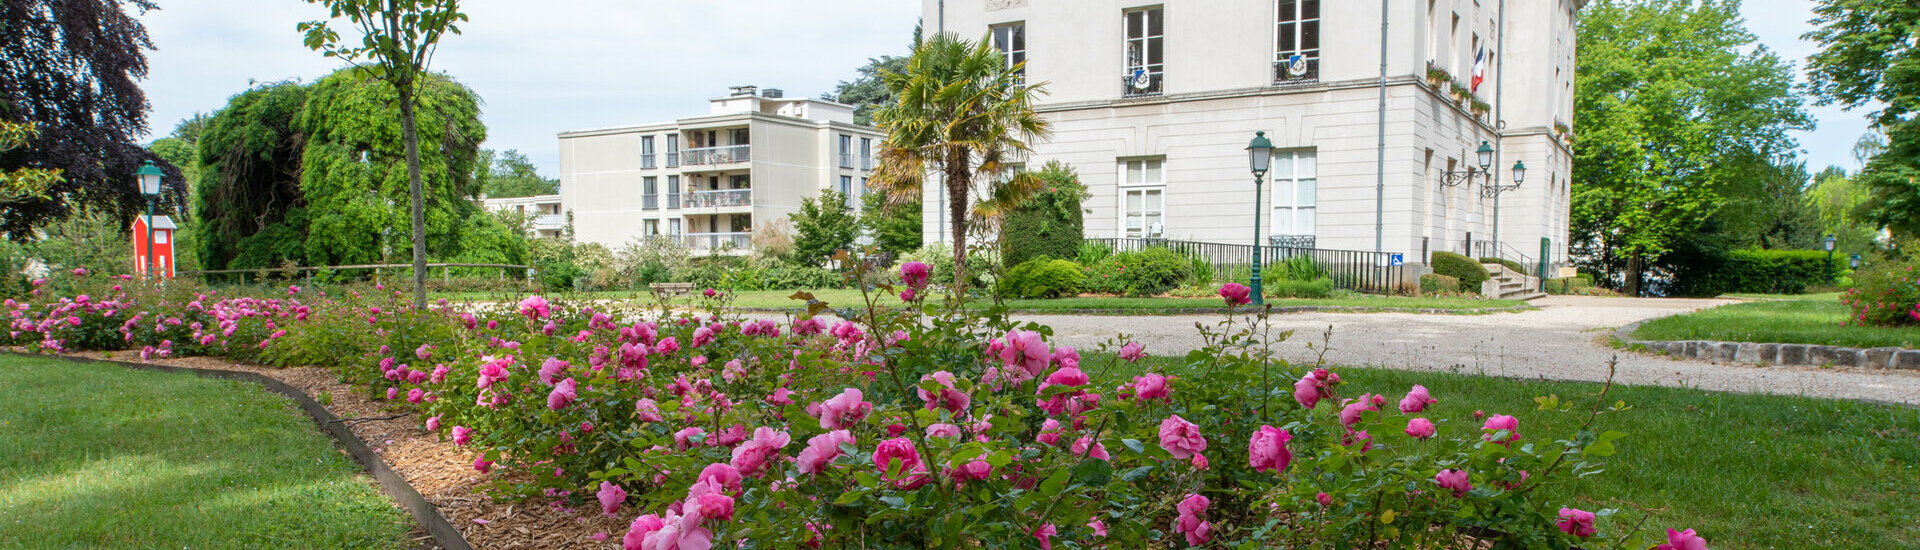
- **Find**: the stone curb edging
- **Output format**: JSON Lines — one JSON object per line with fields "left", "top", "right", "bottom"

{"left": 1611, "top": 321, "right": 1920, "bottom": 371}
{"left": 728, "top": 304, "right": 1535, "bottom": 316}
{"left": 1, "top": 351, "right": 474, "bottom": 550}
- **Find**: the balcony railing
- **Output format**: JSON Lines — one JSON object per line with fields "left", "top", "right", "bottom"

{"left": 682, "top": 145, "right": 751, "bottom": 166}
{"left": 642, "top": 195, "right": 658, "bottom": 210}
{"left": 1272, "top": 58, "right": 1321, "bottom": 85}
{"left": 861, "top": 156, "right": 875, "bottom": 170}
{"left": 839, "top": 153, "right": 855, "bottom": 169}
{"left": 666, "top": 152, "right": 680, "bottom": 168}
{"left": 686, "top": 232, "right": 752, "bottom": 251}
{"left": 641, "top": 155, "right": 657, "bottom": 169}
{"left": 1122, "top": 72, "right": 1163, "bottom": 97}
{"left": 532, "top": 214, "right": 565, "bottom": 230}
{"left": 685, "top": 189, "right": 751, "bottom": 209}
{"left": 666, "top": 192, "right": 681, "bottom": 209}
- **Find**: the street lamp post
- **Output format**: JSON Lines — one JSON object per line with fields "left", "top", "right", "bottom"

{"left": 1850, "top": 253, "right": 1862, "bottom": 270}
{"left": 1247, "top": 131, "right": 1274, "bottom": 306}
{"left": 1482, "top": 160, "right": 1527, "bottom": 257}
{"left": 136, "top": 161, "right": 164, "bottom": 280}
{"left": 1823, "top": 235, "right": 1838, "bottom": 282}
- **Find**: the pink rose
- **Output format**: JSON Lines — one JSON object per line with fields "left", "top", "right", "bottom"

{"left": 547, "top": 378, "right": 578, "bottom": 410}
{"left": 817, "top": 388, "right": 873, "bottom": 430}
{"left": 1293, "top": 369, "right": 1339, "bottom": 409}
{"left": 1247, "top": 425, "right": 1292, "bottom": 474}
{"left": 698, "top": 463, "right": 743, "bottom": 496}
{"left": 1316, "top": 492, "right": 1331, "bottom": 507}
{"left": 925, "top": 423, "right": 962, "bottom": 439}
{"left": 597, "top": 481, "right": 627, "bottom": 516}
{"left": 900, "top": 261, "right": 931, "bottom": 289}
{"left": 636, "top": 398, "right": 664, "bottom": 422}
{"left": 425, "top": 416, "right": 440, "bottom": 432}
{"left": 797, "top": 430, "right": 854, "bottom": 474}
{"left": 998, "top": 330, "right": 1052, "bottom": 379}
{"left": 1435, "top": 469, "right": 1472, "bottom": 497}
{"left": 1339, "top": 396, "right": 1379, "bottom": 427}
{"left": 1174, "top": 493, "right": 1213, "bottom": 546}
{"left": 517, "top": 295, "right": 551, "bottom": 320}
{"left": 1218, "top": 282, "right": 1252, "bottom": 306}
{"left": 1557, "top": 507, "right": 1596, "bottom": 538}
{"left": 1655, "top": 528, "right": 1708, "bottom": 550}
{"left": 693, "top": 491, "right": 736, "bottom": 523}
{"left": 538, "top": 357, "right": 569, "bottom": 386}
{"left": 873, "top": 437, "right": 930, "bottom": 489}
{"left": 729, "top": 427, "right": 791, "bottom": 477}
{"left": 1072, "top": 436, "right": 1110, "bottom": 460}
{"left": 1482, "top": 414, "right": 1521, "bottom": 445}
{"left": 1036, "top": 418, "right": 1065, "bottom": 445}
{"left": 473, "top": 455, "right": 493, "bottom": 473}
{"left": 452, "top": 425, "right": 472, "bottom": 446}
{"left": 622, "top": 514, "right": 664, "bottom": 550}
{"left": 1131, "top": 373, "right": 1170, "bottom": 402}
{"left": 1032, "top": 523, "right": 1057, "bottom": 550}
{"left": 1119, "top": 341, "right": 1146, "bottom": 362}
{"left": 1405, "top": 417, "right": 1436, "bottom": 439}
{"left": 916, "top": 371, "right": 970, "bottom": 414}
{"left": 1158, "top": 414, "right": 1208, "bottom": 459}
{"left": 674, "top": 427, "right": 708, "bottom": 449}
{"left": 1399, "top": 385, "right": 1437, "bottom": 413}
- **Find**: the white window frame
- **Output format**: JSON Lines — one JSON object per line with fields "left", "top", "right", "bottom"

{"left": 1119, "top": 159, "right": 1166, "bottom": 239}
{"left": 1274, "top": 0, "right": 1321, "bottom": 82}
{"left": 1123, "top": 7, "right": 1164, "bottom": 96}
{"left": 990, "top": 22, "right": 1026, "bottom": 80}
{"left": 1270, "top": 149, "right": 1317, "bottom": 239}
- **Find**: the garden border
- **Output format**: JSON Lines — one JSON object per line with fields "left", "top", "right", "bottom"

{"left": 729, "top": 304, "right": 1536, "bottom": 316}
{"left": 0, "top": 351, "right": 474, "bottom": 550}
{"left": 1612, "top": 321, "right": 1920, "bottom": 371}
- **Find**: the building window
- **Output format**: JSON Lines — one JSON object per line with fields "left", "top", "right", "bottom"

{"left": 643, "top": 176, "right": 659, "bottom": 210}
{"left": 667, "top": 175, "right": 682, "bottom": 209}
{"left": 645, "top": 219, "right": 660, "bottom": 236}
{"left": 1274, "top": 0, "right": 1321, "bottom": 84}
{"left": 859, "top": 137, "right": 873, "bottom": 170}
{"left": 641, "top": 136, "right": 656, "bottom": 169}
{"left": 839, "top": 135, "right": 854, "bottom": 168}
{"left": 1271, "top": 150, "right": 1317, "bottom": 239}
{"left": 839, "top": 175, "right": 853, "bottom": 198}
{"left": 1123, "top": 7, "right": 1164, "bottom": 97}
{"left": 156, "top": 231, "right": 169, "bottom": 244}
{"left": 730, "top": 128, "right": 750, "bottom": 146}
{"left": 1121, "top": 159, "right": 1165, "bottom": 238}
{"left": 991, "top": 23, "right": 1026, "bottom": 81}
{"left": 666, "top": 134, "right": 680, "bottom": 167}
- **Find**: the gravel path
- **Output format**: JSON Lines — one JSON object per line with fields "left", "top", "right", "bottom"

{"left": 1015, "top": 296, "right": 1920, "bottom": 406}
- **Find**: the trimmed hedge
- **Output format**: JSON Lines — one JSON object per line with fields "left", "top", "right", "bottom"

{"left": 1002, "top": 162, "right": 1088, "bottom": 268}
{"left": 1267, "top": 277, "right": 1335, "bottom": 299}
{"left": 1083, "top": 248, "right": 1193, "bottom": 296}
{"left": 1000, "top": 257, "right": 1086, "bottom": 299}
{"left": 1544, "top": 275, "right": 1594, "bottom": 295}
{"left": 1420, "top": 273, "right": 1461, "bottom": 295}
{"left": 1666, "top": 249, "right": 1837, "bottom": 297}
{"left": 1431, "top": 251, "right": 1490, "bottom": 293}
{"left": 1478, "top": 256, "right": 1525, "bottom": 274}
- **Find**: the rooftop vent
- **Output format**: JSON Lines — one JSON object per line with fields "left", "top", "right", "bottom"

{"left": 728, "top": 85, "right": 758, "bottom": 97}
{"left": 762, "top": 88, "right": 784, "bottom": 98}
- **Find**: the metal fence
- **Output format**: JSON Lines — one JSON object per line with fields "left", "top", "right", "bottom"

{"left": 1466, "top": 239, "right": 1543, "bottom": 281}
{"left": 1090, "top": 238, "right": 1407, "bottom": 294}
{"left": 178, "top": 263, "right": 533, "bottom": 287}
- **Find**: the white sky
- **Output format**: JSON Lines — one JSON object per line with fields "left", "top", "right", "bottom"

{"left": 135, "top": 0, "right": 1869, "bottom": 178}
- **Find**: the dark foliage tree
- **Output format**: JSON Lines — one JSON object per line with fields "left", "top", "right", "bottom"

{"left": 1806, "top": 0, "right": 1920, "bottom": 240}
{"left": 859, "top": 189, "right": 921, "bottom": 258}
{"left": 480, "top": 149, "right": 558, "bottom": 198}
{"left": 828, "top": 22, "right": 919, "bottom": 125}
{"left": 792, "top": 190, "right": 858, "bottom": 265}
{"left": 0, "top": 0, "right": 184, "bottom": 239}
{"left": 999, "top": 161, "right": 1086, "bottom": 268}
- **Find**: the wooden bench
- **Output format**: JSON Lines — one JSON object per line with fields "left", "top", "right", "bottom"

{"left": 649, "top": 282, "right": 696, "bottom": 299}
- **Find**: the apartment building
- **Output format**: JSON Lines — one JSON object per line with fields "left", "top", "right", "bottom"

{"left": 923, "top": 0, "right": 1578, "bottom": 271}
{"left": 481, "top": 194, "right": 565, "bottom": 238}
{"left": 558, "top": 86, "right": 882, "bottom": 254}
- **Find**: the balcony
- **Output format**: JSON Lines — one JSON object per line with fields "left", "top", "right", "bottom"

{"left": 1121, "top": 72, "right": 1163, "bottom": 97}
{"left": 532, "top": 213, "right": 565, "bottom": 232}
{"left": 686, "top": 232, "right": 751, "bottom": 252}
{"left": 685, "top": 188, "right": 752, "bottom": 209}
{"left": 681, "top": 145, "right": 751, "bottom": 167}
{"left": 1273, "top": 57, "right": 1320, "bottom": 86}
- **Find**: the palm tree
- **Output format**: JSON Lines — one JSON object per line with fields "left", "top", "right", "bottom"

{"left": 871, "top": 33, "right": 1050, "bottom": 290}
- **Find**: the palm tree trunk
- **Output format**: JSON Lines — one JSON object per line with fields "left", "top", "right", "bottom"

{"left": 400, "top": 89, "right": 427, "bottom": 309}
{"left": 946, "top": 153, "right": 971, "bottom": 292}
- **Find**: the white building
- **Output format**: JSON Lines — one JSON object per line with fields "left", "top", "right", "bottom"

{"left": 481, "top": 194, "right": 564, "bottom": 238}
{"left": 922, "top": 0, "right": 1578, "bottom": 272}
{"left": 558, "top": 86, "right": 883, "bottom": 255}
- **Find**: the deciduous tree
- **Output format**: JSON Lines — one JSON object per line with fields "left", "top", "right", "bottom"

{"left": 791, "top": 190, "right": 858, "bottom": 266}
{"left": 1806, "top": 0, "right": 1920, "bottom": 240}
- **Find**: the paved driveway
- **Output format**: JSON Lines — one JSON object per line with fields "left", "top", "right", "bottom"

{"left": 1017, "top": 296, "right": 1920, "bottom": 405}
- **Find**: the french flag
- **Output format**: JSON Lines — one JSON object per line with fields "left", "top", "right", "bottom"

{"left": 1471, "top": 47, "right": 1487, "bottom": 92}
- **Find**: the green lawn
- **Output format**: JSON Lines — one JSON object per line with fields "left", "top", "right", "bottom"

{"left": 442, "top": 288, "right": 1525, "bottom": 313}
{"left": 0, "top": 355, "right": 412, "bottom": 549}
{"left": 1116, "top": 355, "right": 1920, "bottom": 549}
{"left": 1634, "top": 294, "right": 1920, "bottom": 348}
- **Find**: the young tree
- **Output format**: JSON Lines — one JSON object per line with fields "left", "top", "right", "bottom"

{"left": 859, "top": 190, "right": 922, "bottom": 258}
{"left": 1, "top": 0, "right": 182, "bottom": 239}
{"left": 1806, "top": 0, "right": 1920, "bottom": 239}
{"left": 871, "top": 33, "right": 1051, "bottom": 290}
{"left": 1571, "top": 0, "right": 1809, "bottom": 295}
{"left": 791, "top": 190, "right": 859, "bottom": 266}
{"left": 300, "top": 0, "right": 469, "bottom": 308}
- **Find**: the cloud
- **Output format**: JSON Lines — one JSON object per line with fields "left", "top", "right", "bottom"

{"left": 137, "top": 0, "right": 921, "bottom": 174}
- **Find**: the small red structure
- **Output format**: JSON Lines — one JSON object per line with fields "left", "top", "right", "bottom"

{"left": 132, "top": 215, "right": 177, "bottom": 278}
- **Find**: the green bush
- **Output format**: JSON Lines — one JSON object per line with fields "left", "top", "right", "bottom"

{"left": 1184, "top": 254, "right": 1215, "bottom": 288}
{"left": 1002, "top": 161, "right": 1088, "bottom": 267}
{"left": 1273, "top": 255, "right": 1329, "bottom": 281}
{"left": 999, "top": 257, "right": 1086, "bottom": 299}
{"left": 1842, "top": 259, "right": 1920, "bottom": 326}
{"left": 1083, "top": 248, "right": 1193, "bottom": 296}
{"left": 1266, "top": 277, "right": 1334, "bottom": 299}
{"left": 901, "top": 243, "right": 995, "bottom": 289}
{"left": 764, "top": 264, "right": 846, "bottom": 290}
{"left": 1477, "top": 256, "right": 1525, "bottom": 273}
{"left": 1420, "top": 273, "right": 1460, "bottom": 295}
{"left": 1430, "top": 251, "right": 1489, "bottom": 293}
{"left": 1543, "top": 275, "right": 1595, "bottom": 295}
{"left": 1075, "top": 241, "right": 1113, "bottom": 266}
{"left": 1667, "top": 249, "right": 1838, "bottom": 297}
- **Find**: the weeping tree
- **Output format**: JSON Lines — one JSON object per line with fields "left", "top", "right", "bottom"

{"left": 871, "top": 33, "right": 1050, "bottom": 290}
{"left": 300, "top": 0, "right": 469, "bottom": 307}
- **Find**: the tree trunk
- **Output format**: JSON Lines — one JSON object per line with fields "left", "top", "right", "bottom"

{"left": 400, "top": 90, "right": 428, "bottom": 309}
{"left": 946, "top": 151, "right": 971, "bottom": 293}
{"left": 1625, "top": 253, "right": 1642, "bottom": 298}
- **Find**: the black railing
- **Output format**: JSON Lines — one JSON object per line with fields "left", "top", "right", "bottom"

{"left": 1121, "top": 72, "right": 1163, "bottom": 97}
{"left": 1466, "top": 239, "right": 1542, "bottom": 283}
{"left": 1091, "top": 237, "right": 1407, "bottom": 294}
{"left": 1272, "top": 58, "right": 1321, "bottom": 85}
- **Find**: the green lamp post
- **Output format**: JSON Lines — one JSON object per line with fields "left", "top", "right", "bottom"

{"left": 1247, "top": 131, "right": 1274, "bottom": 305}
{"left": 136, "top": 161, "right": 164, "bottom": 279}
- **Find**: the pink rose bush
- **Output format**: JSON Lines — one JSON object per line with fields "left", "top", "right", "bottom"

{"left": 0, "top": 264, "right": 1685, "bottom": 549}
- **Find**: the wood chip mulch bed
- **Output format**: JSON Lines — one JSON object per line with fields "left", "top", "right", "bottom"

{"left": 53, "top": 351, "right": 631, "bottom": 550}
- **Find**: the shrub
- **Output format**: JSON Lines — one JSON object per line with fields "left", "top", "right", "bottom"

{"left": 1075, "top": 240, "right": 1113, "bottom": 266}
{"left": 900, "top": 243, "right": 994, "bottom": 289}
{"left": 998, "top": 256, "right": 1085, "bottom": 299}
{"left": 1274, "top": 255, "right": 1329, "bottom": 281}
{"left": 1084, "top": 247, "right": 1192, "bottom": 296}
{"left": 1420, "top": 273, "right": 1461, "bottom": 295}
{"left": 1842, "top": 259, "right": 1920, "bottom": 326}
{"left": 1478, "top": 256, "right": 1525, "bottom": 273}
{"left": 1267, "top": 277, "right": 1334, "bottom": 298}
{"left": 1544, "top": 275, "right": 1595, "bottom": 295}
{"left": 1001, "top": 161, "right": 1087, "bottom": 267}
{"left": 1184, "top": 254, "right": 1215, "bottom": 288}
{"left": 1431, "top": 251, "right": 1490, "bottom": 293}
{"left": 1667, "top": 249, "right": 1837, "bottom": 297}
